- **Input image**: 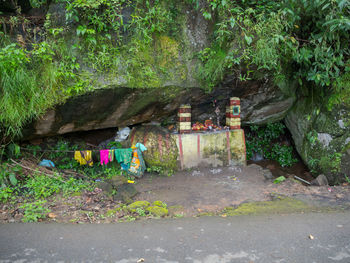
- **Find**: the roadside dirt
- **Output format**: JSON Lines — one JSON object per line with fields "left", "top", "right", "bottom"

{"left": 135, "top": 164, "right": 350, "bottom": 216}
{"left": 1, "top": 164, "right": 349, "bottom": 223}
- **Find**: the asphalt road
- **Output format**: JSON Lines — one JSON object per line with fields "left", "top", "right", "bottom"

{"left": 1, "top": 212, "right": 350, "bottom": 263}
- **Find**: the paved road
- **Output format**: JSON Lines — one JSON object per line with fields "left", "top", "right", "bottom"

{"left": 1, "top": 212, "right": 350, "bottom": 263}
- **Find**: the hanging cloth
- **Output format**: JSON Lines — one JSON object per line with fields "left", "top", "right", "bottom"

{"left": 108, "top": 149, "right": 114, "bottom": 162}
{"left": 128, "top": 148, "right": 146, "bottom": 178}
{"left": 74, "top": 151, "right": 93, "bottom": 166}
{"left": 100, "top": 150, "right": 111, "bottom": 165}
{"left": 114, "top": 148, "right": 133, "bottom": 165}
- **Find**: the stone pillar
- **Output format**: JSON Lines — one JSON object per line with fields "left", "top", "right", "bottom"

{"left": 178, "top": 104, "right": 191, "bottom": 133}
{"left": 229, "top": 97, "right": 241, "bottom": 130}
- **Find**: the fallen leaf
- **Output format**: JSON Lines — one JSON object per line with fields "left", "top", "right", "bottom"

{"left": 309, "top": 234, "right": 314, "bottom": 240}
{"left": 221, "top": 214, "right": 227, "bottom": 218}
{"left": 48, "top": 213, "right": 57, "bottom": 219}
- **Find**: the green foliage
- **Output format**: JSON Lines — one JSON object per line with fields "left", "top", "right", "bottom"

{"left": 107, "top": 141, "right": 122, "bottom": 149}
{"left": 20, "top": 200, "right": 51, "bottom": 222}
{"left": 0, "top": 43, "right": 59, "bottom": 137}
{"left": 0, "top": 0, "right": 182, "bottom": 139}
{"left": 0, "top": 163, "right": 21, "bottom": 188}
{"left": 146, "top": 165, "right": 174, "bottom": 177}
{"left": 246, "top": 122, "right": 297, "bottom": 167}
{"left": 0, "top": 163, "right": 23, "bottom": 202}
{"left": 24, "top": 174, "right": 91, "bottom": 199}
{"left": 47, "top": 140, "right": 79, "bottom": 170}
{"left": 6, "top": 143, "right": 21, "bottom": 159}
{"left": 197, "top": 0, "right": 350, "bottom": 95}
{"left": 135, "top": 207, "right": 146, "bottom": 217}
{"left": 270, "top": 144, "right": 297, "bottom": 168}
{"left": 318, "top": 152, "right": 342, "bottom": 174}
{"left": 0, "top": 187, "right": 14, "bottom": 203}
{"left": 273, "top": 176, "right": 286, "bottom": 184}
{"left": 30, "top": 0, "right": 47, "bottom": 8}
{"left": 328, "top": 71, "right": 350, "bottom": 109}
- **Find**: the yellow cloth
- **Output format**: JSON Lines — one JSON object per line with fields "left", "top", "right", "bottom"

{"left": 74, "top": 151, "right": 93, "bottom": 166}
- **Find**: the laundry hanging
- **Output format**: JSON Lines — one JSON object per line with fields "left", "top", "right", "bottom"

{"left": 114, "top": 148, "right": 133, "bottom": 167}
{"left": 100, "top": 150, "right": 109, "bottom": 165}
{"left": 74, "top": 151, "right": 93, "bottom": 166}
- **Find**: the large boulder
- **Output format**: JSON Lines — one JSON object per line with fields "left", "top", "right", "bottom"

{"left": 129, "top": 125, "right": 179, "bottom": 171}
{"left": 285, "top": 99, "right": 350, "bottom": 184}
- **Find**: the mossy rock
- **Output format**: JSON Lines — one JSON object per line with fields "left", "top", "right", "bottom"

{"left": 129, "top": 126, "right": 178, "bottom": 171}
{"left": 146, "top": 206, "right": 168, "bottom": 217}
{"left": 153, "top": 200, "right": 167, "bottom": 208}
{"left": 127, "top": 201, "right": 150, "bottom": 213}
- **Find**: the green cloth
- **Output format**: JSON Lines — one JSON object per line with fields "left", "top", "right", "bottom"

{"left": 114, "top": 148, "right": 133, "bottom": 164}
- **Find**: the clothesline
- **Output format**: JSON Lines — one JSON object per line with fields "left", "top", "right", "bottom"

{"left": 20, "top": 142, "right": 147, "bottom": 154}
{"left": 21, "top": 147, "right": 119, "bottom": 153}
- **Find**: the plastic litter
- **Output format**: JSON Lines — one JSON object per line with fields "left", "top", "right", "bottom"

{"left": 38, "top": 159, "right": 55, "bottom": 168}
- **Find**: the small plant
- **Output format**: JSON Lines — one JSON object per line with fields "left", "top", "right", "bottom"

{"left": 122, "top": 215, "right": 136, "bottom": 222}
{"left": 20, "top": 200, "right": 51, "bottom": 222}
{"left": 246, "top": 122, "right": 297, "bottom": 167}
{"left": 147, "top": 166, "right": 174, "bottom": 177}
{"left": 0, "top": 187, "right": 14, "bottom": 203}
{"left": 135, "top": 207, "right": 146, "bottom": 217}
{"left": 273, "top": 176, "right": 286, "bottom": 184}
{"left": 0, "top": 163, "right": 20, "bottom": 188}
{"left": 344, "top": 175, "right": 350, "bottom": 184}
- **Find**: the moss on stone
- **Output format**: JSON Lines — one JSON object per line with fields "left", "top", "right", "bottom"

{"left": 222, "top": 197, "right": 312, "bottom": 216}
{"left": 146, "top": 206, "right": 168, "bottom": 217}
{"left": 153, "top": 200, "right": 167, "bottom": 208}
{"left": 127, "top": 201, "right": 150, "bottom": 213}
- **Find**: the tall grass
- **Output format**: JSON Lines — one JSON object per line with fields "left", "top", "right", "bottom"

{"left": 0, "top": 44, "right": 59, "bottom": 138}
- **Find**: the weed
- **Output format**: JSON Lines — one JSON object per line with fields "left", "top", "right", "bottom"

{"left": 273, "top": 176, "right": 286, "bottom": 184}
{"left": 345, "top": 175, "right": 350, "bottom": 184}
{"left": 135, "top": 207, "right": 146, "bottom": 217}
{"left": 147, "top": 166, "right": 174, "bottom": 177}
{"left": 0, "top": 187, "right": 14, "bottom": 203}
{"left": 246, "top": 122, "right": 297, "bottom": 167}
{"left": 20, "top": 200, "right": 51, "bottom": 222}
{"left": 122, "top": 215, "right": 136, "bottom": 222}
{"left": 173, "top": 213, "right": 184, "bottom": 218}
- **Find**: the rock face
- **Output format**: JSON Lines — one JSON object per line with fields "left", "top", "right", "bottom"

{"left": 285, "top": 99, "right": 350, "bottom": 183}
{"left": 22, "top": 82, "right": 294, "bottom": 140}
{"left": 19, "top": 2, "right": 295, "bottom": 140}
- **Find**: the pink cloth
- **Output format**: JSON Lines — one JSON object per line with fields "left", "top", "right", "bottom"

{"left": 100, "top": 150, "right": 110, "bottom": 165}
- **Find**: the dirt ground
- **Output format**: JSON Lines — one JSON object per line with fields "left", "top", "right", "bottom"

{"left": 135, "top": 164, "right": 350, "bottom": 216}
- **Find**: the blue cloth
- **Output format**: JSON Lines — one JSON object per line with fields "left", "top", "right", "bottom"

{"left": 39, "top": 159, "right": 55, "bottom": 168}
{"left": 135, "top": 142, "right": 147, "bottom": 152}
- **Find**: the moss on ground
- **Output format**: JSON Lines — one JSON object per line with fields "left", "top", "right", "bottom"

{"left": 221, "top": 197, "right": 316, "bottom": 216}
{"left": 127, "top": 201, "right": 150, "bottom": 213}
{"left": 146, "top": 206, "right": 168, "bottom": 217}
